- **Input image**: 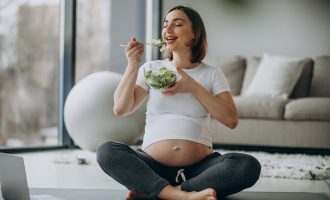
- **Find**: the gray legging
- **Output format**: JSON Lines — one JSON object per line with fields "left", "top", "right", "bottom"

{"left": 96, "top": 141, "right": 261, "bottom": 199}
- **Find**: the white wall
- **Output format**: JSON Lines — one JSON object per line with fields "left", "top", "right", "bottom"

{"left": 162, "top": 0, "right": 330, "bottom": 58}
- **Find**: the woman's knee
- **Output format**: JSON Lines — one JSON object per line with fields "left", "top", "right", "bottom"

{"left": 96, "top": 140, "right": 127, "bottom": 167}
{"left": 96, "top": 141, "right": 113, "bottom": 165}
{"left": 240, "top": 154, "right": 261, "bottom": 186}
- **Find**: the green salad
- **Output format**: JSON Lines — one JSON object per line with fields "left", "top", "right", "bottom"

{"left": 145, "top": 67, "right": 176, "bottom": 89}
{"left": 151, "top": 39, "right": 167, "bottom": 53}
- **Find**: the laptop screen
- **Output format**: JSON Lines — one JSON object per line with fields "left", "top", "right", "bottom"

{"left": 0, "top": 152, "right": 31, "bottom": 200}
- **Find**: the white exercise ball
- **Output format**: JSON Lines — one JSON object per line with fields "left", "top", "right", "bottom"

{"left": 64, "top": 71, "right": 146, "bottom": 152}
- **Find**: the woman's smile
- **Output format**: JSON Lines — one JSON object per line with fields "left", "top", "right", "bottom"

{"left": 165, "top": 35, "right": 178, "bottom": 45}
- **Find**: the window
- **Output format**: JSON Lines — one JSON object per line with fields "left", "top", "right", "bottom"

{"left": 0, "top": 0, "right": 60, "bottom": 148}
{"left": 0, "top": 0, "right": 150, "bottom": 151}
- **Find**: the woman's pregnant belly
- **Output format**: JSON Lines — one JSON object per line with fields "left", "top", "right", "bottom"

{"left": 144, "top": 139, "right": 212, "bottom": 167}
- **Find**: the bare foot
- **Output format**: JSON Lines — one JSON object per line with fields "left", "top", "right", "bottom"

{"left": 186, "top": 188, "right": 217, "bottom": 200}
{"left": 126, "top": 190, "right": 150, "bottom": 200}
{"left": 159, "top": 185, "right": 217, "bottom": 200}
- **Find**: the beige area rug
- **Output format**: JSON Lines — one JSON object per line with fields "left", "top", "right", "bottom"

{"left": 219, "top": 149, "right": 330, "bottom": 180}
{"left": 53, "top": 149, "right": 330, "bottom": 180}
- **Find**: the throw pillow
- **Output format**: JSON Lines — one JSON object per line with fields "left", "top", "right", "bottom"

{"left": 244, "top": 53, "right": 305, "bottom": 99}
{"left": 203, "top": 56, "right": 246, "bottom": 96}
{"left": 310, "top": 56, "right": 330, "bottom": 97}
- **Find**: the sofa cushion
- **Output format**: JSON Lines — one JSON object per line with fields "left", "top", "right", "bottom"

{"left": 234, "top": 95, "right": 288, "bottom": 119}
{"left": 310, "top": 56, "right": 330, "bottom": 97}
{"left": 242, "top": 56, "right": 313, "bottom": 98}
{"left": 203, "top": 56, "right": 246, "bottom": 96}
{"left": 285, "top": 98, "right": 330, "bottom": 121}
{"left": 244, "top": 54, "right": 310, "bottom": 99}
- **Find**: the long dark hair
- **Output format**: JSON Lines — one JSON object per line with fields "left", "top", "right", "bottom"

{"left": 164, "top": 6, "right": 207, "bottom": 63}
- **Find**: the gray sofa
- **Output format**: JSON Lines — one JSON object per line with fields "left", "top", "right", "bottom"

{"left": 205, "top": 55, "right": 330, "bottom": 150}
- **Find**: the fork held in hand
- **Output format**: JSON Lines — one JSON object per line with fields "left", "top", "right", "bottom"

{"left": 119, "top": 42, "right": 152, "bottom": 47}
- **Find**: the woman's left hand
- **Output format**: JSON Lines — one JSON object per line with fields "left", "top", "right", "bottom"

{"left": 162, "top": 67, "right": 196, "bottom": 95}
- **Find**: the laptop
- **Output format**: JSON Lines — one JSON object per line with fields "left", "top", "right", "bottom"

{"left": 0, "top": 152, "right": 63, "bottom": 200}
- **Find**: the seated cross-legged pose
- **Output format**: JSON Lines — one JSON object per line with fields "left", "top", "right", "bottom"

{"left": 97, "top": 5, "right": 261, "bottom": 200}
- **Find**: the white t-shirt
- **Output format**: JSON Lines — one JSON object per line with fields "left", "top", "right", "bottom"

{"left": 136, "top": 59, "right": 230, "bottom": 150}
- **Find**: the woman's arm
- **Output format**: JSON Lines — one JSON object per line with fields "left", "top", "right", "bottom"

{"left": 163, "top": 67, "right": 238, "bottom": 128}
{"left": 192, "top": 89, "right": 238, "bottom": 129}
{"left": 113, "top": 70, "right": 148, "bottom": 116}
{"left": 113, "top": 37, "right": 148, "bottom": 116}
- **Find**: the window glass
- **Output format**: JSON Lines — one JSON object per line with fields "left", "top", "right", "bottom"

{"left": 76, "top": 0, "right": 111, "bottom": 82}
{"left": 0, "top": 0, "right": 60, "bottom": 148}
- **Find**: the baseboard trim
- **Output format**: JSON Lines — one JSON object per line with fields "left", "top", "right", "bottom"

{"left": 0, "top": 145, "right": 79, "bottom": 154}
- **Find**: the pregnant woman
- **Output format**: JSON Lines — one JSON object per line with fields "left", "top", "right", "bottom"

{"left": 97, "top": 5, "right": 261, "bottom": 200}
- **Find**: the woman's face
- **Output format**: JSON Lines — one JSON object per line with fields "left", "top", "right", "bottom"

{"left": 162, "top": 10, "right": 195, "bottom": 53}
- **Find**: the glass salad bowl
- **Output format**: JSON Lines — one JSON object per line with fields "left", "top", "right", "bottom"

{"left": 144, "top": 66, "right": 177, "bottom": 90}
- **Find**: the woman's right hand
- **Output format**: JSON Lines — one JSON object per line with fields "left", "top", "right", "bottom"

{"left": 125, "top": 37, "right": 144, "bottom": 66}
